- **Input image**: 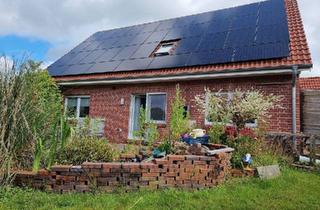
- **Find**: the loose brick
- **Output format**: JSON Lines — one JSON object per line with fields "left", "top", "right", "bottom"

{"left": 167, "top": 155, "right": 185, "bottom": 161}
{"left": 82, "top": 162, "right": 102, "bottom": 169}
{"left": 185, "top": 155, "right": 200, "bottom": 161}
{"left": 102, "top": 163, "right": 122, "bottom": 169}
{"left": 51, "top": 165, "right": 71, "bottom": 172}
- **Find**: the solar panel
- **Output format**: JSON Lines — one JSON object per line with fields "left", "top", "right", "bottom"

{"left": 207, "top": 20, "right": 232, "bottom": 34}
{"left": 82, "top": 50, "right": 106, "bottom": 64}
{"left": 96, "top": 38, "right": 116, "bottom": 50}
{"left": 256, "top": 23, "right": 289, "bottom": 44}
{"left": 165, "top": 23, "right": 209, "bottom": 40}
{"left": 52, "top": 53, "right": 77, "bottom": 67}
{"left": 62, "top": 63, "right": 94, "bottom": 75}
{"left": 88, "top": 61, "right": 121, "bottom": 74}
{"left": 131, "top": 43, "right": 159, "bottom": 59}
{"left": 191, "top": 12, "right": 214, "bottom": 24}
{"left": 94, "top": 48, "right": 122, "bottom": 63}
{"left": 234, "top": 42, "right": 289, "bottom": 61}
{"left": 129, "top": 32, "right": 152, "bottom": 45}
{"left": 142, "top": 22, "right": 160, "bottom": 33}
{"left": 225, "top": 27, "right": 256, "bottom": 48}
{"left": 156, "top": 19, "right": 177, "bottom": 31}
{"left": 48, "top": 0, "right": 291, "bottom": 76}
{"left": 68, "top": 51, "right": 92, "bottom": 65}
{"left": 82, "top": 40, "right": 101, "bottom": 51}
{"left": 145, "top": 30, "right": 169, "bottom": 43}
{"left": 174, "top": 37, "right": 201, "bottom": 55}
{"left": 231, "top": 15, "right": 257, "bottom": 30}
{"left": 47, "top": 64, "right": 68, "bottom": 76}
{"left": 187, "top": 51, "right": 212, "bottom": 66}
{"left": 148, "top": 54, "right": 190, "bottom": 69}
{"left": 115, "top": 58, "right": 153, "bottom": 71}
{"left": 211, "top": 48, "right": 234, "bottom": 63}
{"left": 113, "top": 45, "right": 140, "bottom": 61}
{"left": 198, "top": 32, "right": 228, "bottom": 51}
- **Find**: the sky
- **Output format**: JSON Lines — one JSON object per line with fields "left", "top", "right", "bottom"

{"left": 0, "top": 0, "right": 318, "bottom": 77}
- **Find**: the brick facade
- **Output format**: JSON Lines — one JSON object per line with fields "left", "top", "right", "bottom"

{"left": 14, "top": 153, "right": 231, "bottom": 193}
{"left": 61, "top": 75, "right": 299, "bottom": 143}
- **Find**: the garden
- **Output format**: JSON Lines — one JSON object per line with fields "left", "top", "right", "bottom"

{"left": 1, "top": 58, "right": 319, "bottom": 209}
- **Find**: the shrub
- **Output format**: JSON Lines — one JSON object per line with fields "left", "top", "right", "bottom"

{"left": 194, "top": 88, "right": 282, "bottom": 132}
{"left": 170, "top": 84, "right": 190, "bottom": 141}
{"left": 207, "top": 124, "right": 225, "bottom": 144}
{"left": 158, "top": 138, "right": 172, "bottom": 154}
{"left": 0, "top": 58, "right": 69, "bottom": 185}
{"left": 226, "top": 135, "right": 260, "bottom": 168}
{"left": 57, "top": 137, "right": 116, "bottom": 165}
{"left": 133, "top": 106, "right": 159, "bottom": 147}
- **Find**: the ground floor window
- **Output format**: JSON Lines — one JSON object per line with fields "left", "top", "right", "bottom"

{"left": 65, "top": 96, "right": 90, "bottom": 119}
{"left": 147, "top": 93, "right": 166, "bottom": 123}
{"left": 129, "top": 93, "right": 167, "bottom": 139}
{"left": 205, "top": 92, "right": 257, "bottom": 128}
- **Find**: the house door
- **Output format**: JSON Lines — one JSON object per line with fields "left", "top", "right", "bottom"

{"left": 129, "top": 95, "right": 146, "bottom": 139}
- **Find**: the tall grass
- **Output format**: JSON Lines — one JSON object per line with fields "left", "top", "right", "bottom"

{"left": 0, "top": 57, "right": 70, "bottom": 186}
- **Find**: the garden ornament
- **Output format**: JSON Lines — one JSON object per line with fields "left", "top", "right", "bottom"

{"left": 242, "top": 153, "right": 253, "bottom": 170}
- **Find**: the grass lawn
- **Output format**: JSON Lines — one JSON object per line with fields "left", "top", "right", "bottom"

{"left": 0, "top": 168, "right": 319, "bottom": 210}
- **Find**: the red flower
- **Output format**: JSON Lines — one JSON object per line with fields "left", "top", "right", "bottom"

{"left": 225, "top": 126, "right": 237, "bottom": 138}
{"left": 239, "top": 128, "right": 256, "bottom": 139}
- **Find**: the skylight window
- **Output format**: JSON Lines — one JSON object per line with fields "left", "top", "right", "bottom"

{"left": 153, "top": 40, "right": 178, "bottom": 56}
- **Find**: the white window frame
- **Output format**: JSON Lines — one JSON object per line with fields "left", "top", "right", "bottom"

{"left": 128, "top": 92, "right": 167, "bottom": 139}
{"left": 65, "top": 96, "right": 90, "bottom": 119}
{"left": 154, "top": 42, "right": 175, "bottom": 56}
{"left": 146, "top": 92, "right": 167, "bottom": 124}
{"left": 204, "top": 92, "right": 257, "bottom": 128}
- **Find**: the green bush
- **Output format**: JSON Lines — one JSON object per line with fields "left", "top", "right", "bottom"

{"left": 207, "top": 124, "right": 225, "bottom": 144}
{"left": 0, "top": 59, "right": 69, "bottom": 185}
{"left": 226, "top": 136, "right": 260, "bottom": 168}
{"left": 170, "top": 84, "right": 190, "bottom": 141}
{"left": 57, "top": 137, "right": 116, "bottom": 165}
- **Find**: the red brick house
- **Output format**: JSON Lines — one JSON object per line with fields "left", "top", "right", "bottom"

{"left": 49, "top": 0, "right": 312, "bottom": 143}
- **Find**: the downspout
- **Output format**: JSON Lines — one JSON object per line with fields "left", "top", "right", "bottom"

{"left": 292, "top": 65, "right": 298, "bottom": 153}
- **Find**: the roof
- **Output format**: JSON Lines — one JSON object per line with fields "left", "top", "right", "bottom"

{"left": 50, "top": 0, "right": 312, "bottom": 82}
{"left": 300, "top": 77, "right": 320, "bottom": 90}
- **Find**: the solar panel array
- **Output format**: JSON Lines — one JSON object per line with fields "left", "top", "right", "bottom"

{"left": 48, "top": 0, "right": 290, "bottom": 76}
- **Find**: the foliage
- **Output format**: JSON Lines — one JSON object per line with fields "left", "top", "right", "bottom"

{"left": 195, "top": 88, "right": 283, "bottom": 130}
{"left": 57, "top": 118, "right": 116, "bottom": 165}
{"left": 0, "top": 58, "right": 70, "bottom": 185}
{"left": 169, "top": 84, "right": 190, "bottom": 141}
{"left": 207, "top": 124, "right": 225, "bottom": 144}
{"left": 145, "top": 123, "right": 159, "bottom": 147}
{"left": 157, "top": 138, "right": 172, "bottom": 154}
{"left": 57, "top": 137, "right": 115, "bottom": 165}
{"left": 133, "top": 106, "right": 159, "bottom": 147}
{"left": 225, "top": 134, "right": 260, "bottom": 168}
{"left": 1, "top": 169, "right": 320, "bottom": 210}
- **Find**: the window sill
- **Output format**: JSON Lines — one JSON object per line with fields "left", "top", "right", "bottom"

{"left": 157, "top": 123, "right": 166, "bottom": 128}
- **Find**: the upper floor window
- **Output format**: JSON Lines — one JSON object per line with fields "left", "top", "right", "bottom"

{"left": 153, "top": 40, "right": 179, "bottom": 57}
{"left": 65, "top": 96, "right": 90, "bottom": 119}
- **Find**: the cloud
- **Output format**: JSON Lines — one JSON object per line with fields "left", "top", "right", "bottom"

{"left": 0, "top": 0, "right": 318, "bottom": 76}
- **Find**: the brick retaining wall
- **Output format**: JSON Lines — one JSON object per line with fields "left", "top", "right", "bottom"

{"left": 14, "top": 153, "right": 231, "bottom": 193}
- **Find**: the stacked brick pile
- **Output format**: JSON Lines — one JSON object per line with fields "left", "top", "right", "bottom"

{"left": 14, "top": 153, "right": 231, "bottom": 193}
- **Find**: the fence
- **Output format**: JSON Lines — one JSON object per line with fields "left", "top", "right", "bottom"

{"left": 302, "top": 90, "right": 320, "bottom": 135}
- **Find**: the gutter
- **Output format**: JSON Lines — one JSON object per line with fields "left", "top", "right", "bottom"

{"left": 292, "top": 65, "right": 298, "bottom": 154}
{"left": 57, "top": 68, "right": 310, "bottom": 86}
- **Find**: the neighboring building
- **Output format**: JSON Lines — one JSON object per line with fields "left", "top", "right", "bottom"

{"left": 48, "top": 0, "right": 312, "bottom": 143}
{"left": 300, "top": 77, "right": 320, "bottom": 90}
